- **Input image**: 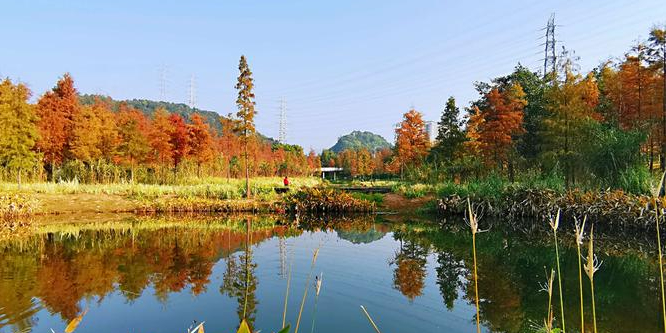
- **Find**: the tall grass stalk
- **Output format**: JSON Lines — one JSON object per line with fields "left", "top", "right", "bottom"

{"left": 540, "top": 268, "right": 555, "bottom": 332}
{"left": 549, "top": 209, "right": 566, "bottom": 333}
{"left": 294, "top": 248, "right": 319, "bottom": 333}
{"left": 467, "top": 198, "right": 481, "bottom": 333}
{"left": 584, "top": 224, "right": 602, "bottom": 333}
{"left": 310, "top": 273, "right": 323, "bottom": 333}
{"left": 282, "top": 247, "right": 295, "bottom": 329}
{"left": 574, "top": 216, "right": 587, "bottom": 333}
{"left": 360, "top": 305, "right": 382, "bottom": 333}
{"left": 656, "top": 203, "right": 666, "bottom": 333}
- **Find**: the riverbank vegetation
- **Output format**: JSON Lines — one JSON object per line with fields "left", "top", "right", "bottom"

{"left": 320, "top": 25, "right": 666, "bottom": 202}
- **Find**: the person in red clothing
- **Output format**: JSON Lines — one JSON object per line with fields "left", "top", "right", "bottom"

{"left": 283, "top": 176, "right": 290, "bottom": 187}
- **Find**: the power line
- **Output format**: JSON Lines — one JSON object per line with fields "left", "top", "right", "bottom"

{"left": 278, "top": 97, "right": 287, "bottom": 143}
{"left": 188, "top": 74, "right": 197, "bottom": 108}
{"left": 543, "top": 13, "right": 557, "bottom": 77}
{"left": 159, "top": 64, "right": 169, "bottom": 101}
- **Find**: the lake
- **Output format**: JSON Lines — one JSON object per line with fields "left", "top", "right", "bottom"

{"left": 0, "top": 213, "right": 662, "bottom": 333}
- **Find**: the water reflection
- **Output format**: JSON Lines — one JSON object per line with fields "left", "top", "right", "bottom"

{"left": 0, "top": 214, "right": 662, "bottom": 333}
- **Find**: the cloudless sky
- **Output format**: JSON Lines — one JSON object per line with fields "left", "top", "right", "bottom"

{"left": 2, "top": 0, "right": 665, "bottom": 151}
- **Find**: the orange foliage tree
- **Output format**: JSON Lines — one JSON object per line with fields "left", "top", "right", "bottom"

{"left": 36, "top": 73, "right": 80, "bottom": 180}
{"left": 393, "top": 109, "right": 430, "bottom": 177}
{"left": 188, "top": 113, "right": 215, "bottom": 176}
{"left": 477, "top": 84, "right": 527, "bottom": 169}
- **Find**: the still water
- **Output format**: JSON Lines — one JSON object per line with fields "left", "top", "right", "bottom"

{"left": 0, "top": 214, "right": 662, "bottom": 333}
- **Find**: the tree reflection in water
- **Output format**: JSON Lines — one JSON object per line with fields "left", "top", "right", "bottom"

{"left": 220, "top": 219, "right": 258, "bottom": 331}
{"left": 390, "top": 238, "right": 428, "bottom": 301}
{"left": 0, "top": 215, "right": 663, "bottom": 333}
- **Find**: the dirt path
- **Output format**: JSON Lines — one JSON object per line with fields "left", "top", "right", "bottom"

{"left": 382, "top": 193, "right": 434, "bottom": 214}
{"left": 34, "top": 193, "right": 140, "bottom": 214}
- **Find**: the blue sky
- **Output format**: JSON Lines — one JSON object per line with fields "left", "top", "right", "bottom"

{"left": 2, "top": 1, "right": 665, "bottom": 151}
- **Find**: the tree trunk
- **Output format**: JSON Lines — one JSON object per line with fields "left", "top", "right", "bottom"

{"left": 244, "top": 142, "right": 250, "bottom": 198}
{"left": 17, "top": 169, "right": 21, "bottom": 191}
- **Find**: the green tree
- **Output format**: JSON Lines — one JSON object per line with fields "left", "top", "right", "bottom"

{"left": 0, "top": 79, "right": 40, "bottom": 187}
{"left": 433, "top": 96, "right": 464, "bottom": 164}
{"left": 542, "top": 52, "right": 600, "bottom": 187}
{"left": 235, "top": 55, "right": 257, "bottom": 197}
{"left": 647, "top": 26, "right": 666, "bottom": 170}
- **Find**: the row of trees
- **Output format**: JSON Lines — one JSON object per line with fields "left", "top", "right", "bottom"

{"left": 317, "top": 26, "right": 664, "bottom": 191}
{"left": 381, "top": 25, "right": 665, "bottom": 191}
{"left": 0, "top": 57, "right": 314, "bottom": 186}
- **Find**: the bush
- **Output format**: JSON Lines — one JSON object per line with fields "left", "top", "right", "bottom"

{"left": 285, "top": 187, "right": 375, "bottom": 213}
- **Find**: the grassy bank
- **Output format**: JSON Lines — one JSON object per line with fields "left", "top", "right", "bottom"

{"left": 0, "top": 177, "right": 381, "bottom": 215}
{"left": 0, "top": 177, "right": 322, "bottom": 214}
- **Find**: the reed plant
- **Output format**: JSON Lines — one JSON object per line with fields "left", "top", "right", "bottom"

{"left": 294, "top": 248, "right": 320, "bottom": 333}
{"left": 282, "top": 249, "right": 294, "bottom": 329}
{"left": 360, "top": 305, "right": 382, "bottom": 333}
{"left": 548, "top": 209, "right": 566, "bottom": 333}
{"left": 539, "top": 268, "right": 555, "bottom": 333}
{"left": 655, "top": 201, "right": 666, "bottom": 333}
{"left": 574, "top": 216, "right": 587, "bottom": 333}
{"left": 310, "top": 273, "right": 323, "bottom": 333}
{"left": 583, "top": 224, "right": 602, "bottom": 333}
{"left": 466, "top": 198, "right": 482, "bottom": 333}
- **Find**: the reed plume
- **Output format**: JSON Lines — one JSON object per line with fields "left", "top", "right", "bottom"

{"left": 655, "top": 200, "right": 666, "bottom": 333}
{"left": 467, "top": 198, "right": 482, "bottom": 333}
{"left": 549, "top": 209, "right": 566, "bottom": 333}
{"left": 539, "top": 268, "right": 556, "bottom": 333}
{"left": 583, "top": 224, "right": 602, "bottom": 333}
{"left": 294, "top": 248, "right": 320, "bottom": 333}
{"left": 574, "top": 216, "right": 587, "bottom": 333}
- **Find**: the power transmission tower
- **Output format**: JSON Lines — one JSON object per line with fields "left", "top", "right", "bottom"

{"left": 543, "top": 13, "right": 557, "bottom": 77}
{"left": 278, "top": 97, "right": 287, "bottom": 143}
{"left": 159, "top": 65, "right": 169, "bottom": 101}
{"left": 188, "top": 74, "right": 197, "bottom": 109}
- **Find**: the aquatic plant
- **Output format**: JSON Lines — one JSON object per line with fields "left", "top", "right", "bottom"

{"left": 310, "top": 272, "right": 323, "bottom": 333}
{"left": 538, "top": 268, "right": 556, "bottom": 333}
{"left": 360, "top": 305, "right": 382, "bottom": 333}
{"left": 294, "top": 248, "right": 320, "bottom": 333}
{"left": 0, "top": 194, "right": 38, "bottom": 217}
{"left": 583, "top": 224, "right": 602, "bottom": 333}
{"left": 282, "top": 248, "right": 294, "bottom": 329}
{"left": 574, "top": 216, "right": 587, "bottom": 333}
{"left": 655, "top": 201, "right": 666, "bottom": 333}
{"left": 437, "top": 187, "right": 666, "bottom": 231}
{"left": 548, "top": 209, "right": 566, "bottom": 333}
{"left": 466, "top": 198, "right": 482, "bottom": 333}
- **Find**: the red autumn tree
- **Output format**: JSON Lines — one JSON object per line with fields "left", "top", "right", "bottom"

{"left": 36, "top": 73, "right": 80, "bottom": 179}
{"left": 393, "top": 109, "right": 430, "bottom": 177}
{"left": 169, "top": 114, "right": 191, "bottom": 170}
{"left": 149, "top": 108, "right": 174, "bottom": 169}
{"left": 116, "top": 104, "right": 151, "bottom": 182}
{"left": 188, "top": 113, "right": 215, "bottom": 176}
{"left": 306, "top": 149, "right": 321, "bottom": 176}
{"left": 477, "top": 84, "right": 526, "bottom": 168}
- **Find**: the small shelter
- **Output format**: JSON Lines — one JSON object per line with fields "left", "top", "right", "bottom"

{"left": 319, "top": 167, "right": 343, "bottom": 180}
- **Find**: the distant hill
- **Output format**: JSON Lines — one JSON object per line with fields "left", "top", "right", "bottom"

{"left": 330, "top": 131, "right": 391, "bottom": 153}
{"left": 79, "top": 95, "right": 223, "bottom": 132}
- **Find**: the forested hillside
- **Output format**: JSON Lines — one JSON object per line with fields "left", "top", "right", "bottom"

{"left": 330, "top": 131, "right": 391, "bottom": 153}
{"left": 79, "top": 95, "right": 223, "bottom": 132}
